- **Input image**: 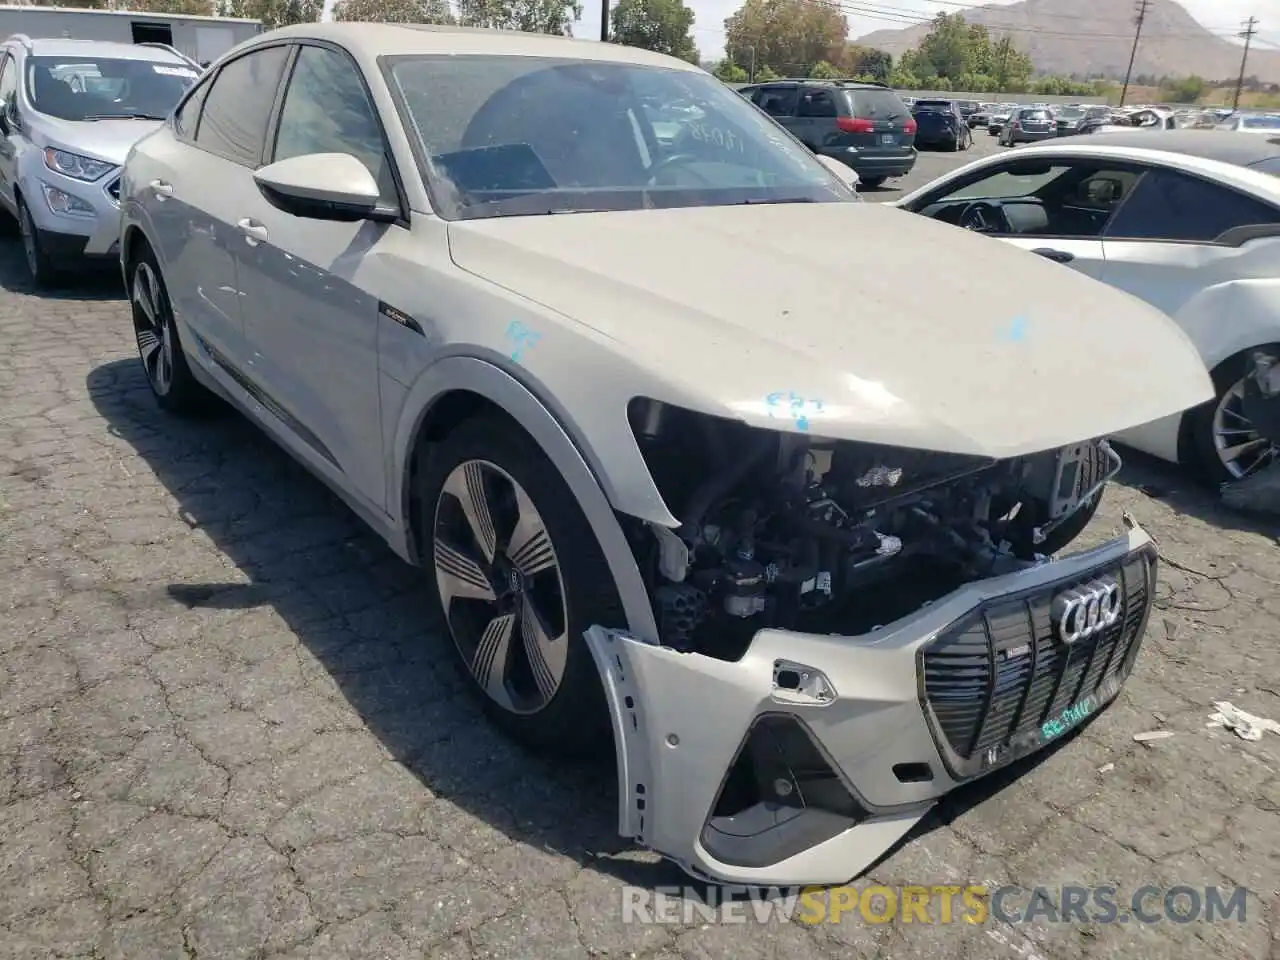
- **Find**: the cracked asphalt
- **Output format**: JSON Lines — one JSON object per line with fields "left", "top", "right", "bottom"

{"left": 0, "top": 225, "right": 1278, "bottom": 960}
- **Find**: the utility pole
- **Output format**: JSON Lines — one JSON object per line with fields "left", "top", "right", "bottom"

{"left": 600, "top": 0, "right": 608, "bottom": 42}
{"left": 1119, "top": 0, "right": 1149, "bottom": 107}
{"left": 1233, "top": 16, "right": 1259, "bottom": 111}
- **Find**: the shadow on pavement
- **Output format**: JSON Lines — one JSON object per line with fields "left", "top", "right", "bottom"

{"left": 86, "top": 357, "right": 676, "bottom": 889}
{"left": 1114, "top": 446, "right": 1280, "bottom": 540}
{"left": 0, "top": 234, "right": 124, "bottom": 301}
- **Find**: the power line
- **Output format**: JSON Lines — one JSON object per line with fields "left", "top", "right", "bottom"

{"left": 1121, "top": 0, "right": 1148, "bottom": 104}
{"left": 1233, "top": 16, "right": 1258, "bottom": 110}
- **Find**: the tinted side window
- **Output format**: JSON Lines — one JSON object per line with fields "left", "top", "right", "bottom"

{"left": 173, "top": 78, "right": 209, "bottom": 138}
{"left": 1105, "top": 169, "right": 1280, "bottom": 243}
{"left": 272, "top": 44, "right": 396, "bottom": 203}
{"left": 195, "top": 45, "right": 290, "bottom": 165}
{"left": 756, "top": 86, "right": 798, "bottom": 117}
{"left": 797, "top": 89, "right": 837, "bottom": 118}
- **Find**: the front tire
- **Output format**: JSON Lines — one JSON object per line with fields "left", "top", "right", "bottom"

{"left": 128, "top": 246, "right": 209, "bottom": 416}
{"left": 17, "top": 198, "right": 57, "bottom": 288}
{"left": 418, "top": 415, "right": 625, "bottom": 758}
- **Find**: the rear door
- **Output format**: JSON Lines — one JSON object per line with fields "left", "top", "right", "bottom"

{"left": 792, "top": 86, "right": 839, "bottom": 150}
{"left": 847, "top": 86, "right": 914, "bottom": 152}
{"left": 1100, "top": 167, "right": 1280, "bottom": 327}
{"left": 0, "top": 53, "right": 17, "bottom": 212}
{"left": 141, "top": 42, "right": 292, "bottom": 370}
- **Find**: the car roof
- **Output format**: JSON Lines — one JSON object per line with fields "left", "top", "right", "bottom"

{"left": 20, "top": 37, "right": 187, "bottom": 63}
{"left": 1068, "top": 130, "right": 1280, "bottom": 167}
{"left": 259, "top": 22, "right": 700, "bottom": 72}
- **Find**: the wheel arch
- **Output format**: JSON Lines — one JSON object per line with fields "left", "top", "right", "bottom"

{"left": 1177, "top": 341, "right": 1280, "bottom": 468}
{"left": 393, "top": 356, "right": 659, "bottom": 644}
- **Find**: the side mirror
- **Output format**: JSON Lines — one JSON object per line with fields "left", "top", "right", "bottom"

{"left": 1083, "top": 177, "right": 1121, "bottom": 203}
{"left": 816, "top": 154, "right": 859, "bottom": 193}
{"left": 0, "top": 99, "right": 12, "bottom": 136}
{"left": 253, "top": 152, "right": 389, "bottom": 223}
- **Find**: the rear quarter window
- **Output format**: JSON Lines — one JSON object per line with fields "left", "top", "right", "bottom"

{"left": 849, "top": 88, "right": 906, "bottom": 118}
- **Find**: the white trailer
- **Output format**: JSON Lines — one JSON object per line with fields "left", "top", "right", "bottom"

{"left": 0, "top": 5, "right": 263, "bottom": 65}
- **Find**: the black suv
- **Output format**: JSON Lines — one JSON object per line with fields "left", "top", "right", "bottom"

{"left": 738, "top": 79, "right": 917, "bottom": 188}
{"left": 910, "top": 99, "right": 972, "bottom": 151}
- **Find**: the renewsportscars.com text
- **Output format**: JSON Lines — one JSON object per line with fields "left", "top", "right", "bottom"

{"left": 621, "top": 884, "right": 1250, "bottom": 926}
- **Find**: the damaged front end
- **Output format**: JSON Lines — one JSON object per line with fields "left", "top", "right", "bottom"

{"left": 586, "top": 399, "right": 1157, "bottom": 886}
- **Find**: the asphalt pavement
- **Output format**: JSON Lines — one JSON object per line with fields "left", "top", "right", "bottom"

{"left": 1, "top": 141, "right": 1277, "bottom": 960}
{"left": 870, "top": 129, "right": 1008, "bottom": 202}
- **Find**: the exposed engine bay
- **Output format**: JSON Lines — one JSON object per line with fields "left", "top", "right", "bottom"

{"left": 625, "top": 398, "right": 1120, "bottom": 660}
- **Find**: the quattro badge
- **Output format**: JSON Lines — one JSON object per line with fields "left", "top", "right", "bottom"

{"left": 1051, "top": 577, "right": 1121, "bottom": 644}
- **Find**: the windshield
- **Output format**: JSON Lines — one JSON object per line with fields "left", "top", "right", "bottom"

{"left": 386, "top": 55, "right": 850, "bottom": 221}
{"left": 1056, "top": 108, "right": 1084, "bottom": 119}
{"left": 1242, "top": 115, "right": 1280, "bottom": 130}
{"left": 913, "top": 100, "right": 952, "bottom": 111}
{"left": 1019, "top": 109, "right": 1052, "bottom": 120}
{"left": 26, "top": 55, "right": 197, "bottom": 120}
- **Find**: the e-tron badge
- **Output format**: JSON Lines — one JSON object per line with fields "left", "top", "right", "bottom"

{"left": 1051, "top": 577, "right": 1121, "bottom": 644}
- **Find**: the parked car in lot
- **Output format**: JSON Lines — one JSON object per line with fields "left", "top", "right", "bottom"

{"left": 740, "top": 78, "right": 916, "bottom": 188}
{"left": 0, "top": 34, "right": 201, "bottom": 286}
{"left": 987, "top": 105, "right": 1014, "bottom": 135}
{"left": 968, "top": 103, "right": 996, "bottom": 127}
{"left": 999, "top": 106, "right": 1056, "bottom": 145}
{"left": 910, "top": 98, "right": 971, "bottom": 150}
{"left": 895, "top": 131, "right": 1280, "bottom": 482}
{"left": 120, "top": 22, "right": 1211, "bottom": 888}
{"left": 1053, "top": 105, "right": 1088, "bottom": 136}
{"left": 1222, "top": 113, "right": 1280, "bottom": 135}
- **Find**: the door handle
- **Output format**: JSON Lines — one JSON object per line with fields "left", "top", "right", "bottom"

{"left": 149, "top": 179, "right": 173, "bottom": 199}
{"left": 236, "top": 218, "right": 268, "bottom": 245}
{"left": 1031, "top": 247, "right": 1075, "bottom": 263}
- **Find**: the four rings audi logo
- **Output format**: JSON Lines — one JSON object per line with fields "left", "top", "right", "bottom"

{"left": 1051, "top": 577, "right": 1122, "bottom": 643}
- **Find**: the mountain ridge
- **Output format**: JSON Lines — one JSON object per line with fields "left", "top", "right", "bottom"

{"left": 853, "top": 0, "right": 1280, "bottom": 83}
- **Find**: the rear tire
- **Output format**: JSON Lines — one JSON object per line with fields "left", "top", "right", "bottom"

{"left": 1185, "top": 354, "right": 1280, "bottom": 486}
{"left": 417, "top": 415, "right": 626, "bottom": 759}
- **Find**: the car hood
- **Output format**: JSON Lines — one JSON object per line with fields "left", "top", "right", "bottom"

{"left": 447, "top": 202, "right": 1212, "bottom": 458}
{"left": 38, "top": 117, "right": 163, "bottom": 166}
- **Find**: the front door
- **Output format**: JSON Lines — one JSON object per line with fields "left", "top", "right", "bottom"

{"left": 0, "top": 53, "right": 19, "bottom": 213}
{"left": 231, "top": 41, "right": 405, "bottom": 511}
{"left": 903, "top": 157, "right": 1147, "bottom": 283}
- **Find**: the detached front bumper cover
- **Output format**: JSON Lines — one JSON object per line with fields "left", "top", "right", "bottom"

{"left": 585, "top": 522, "right": 1157, "bottom": 887}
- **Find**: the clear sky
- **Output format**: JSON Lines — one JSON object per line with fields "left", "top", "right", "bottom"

{"left": 567, "top": 0, "right": 1279, "bottom": 64}
{"left": 313, "top": 0, "right": 1279, "bottom": 62}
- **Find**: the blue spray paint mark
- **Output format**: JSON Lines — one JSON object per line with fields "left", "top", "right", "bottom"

{"left": 999, "top": 316, "right": 1029, "bottom": 343}
{"left": 505, "top": 320, "right": 542, "bottom": 362}
{"left": 765, "top": 391, "right": 823, "bottom": 431}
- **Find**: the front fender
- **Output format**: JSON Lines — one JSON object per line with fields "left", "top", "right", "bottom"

{"left": 390, "top": 355, "right": 660, "bottom": 643}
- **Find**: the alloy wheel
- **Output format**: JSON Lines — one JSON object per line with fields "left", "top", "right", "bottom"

{"left": 131, "top": 261, "right": 174, "bottom": 396}
{"left": 433, "top": 459, "right": 568, "bottom": 715}
{"left": 1212, "top": 377, "right": 1278, "bottom": 479}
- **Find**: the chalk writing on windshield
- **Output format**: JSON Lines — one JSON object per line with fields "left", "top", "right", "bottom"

{"left": 688, "top": 122, "right": 746, "bottom": 153}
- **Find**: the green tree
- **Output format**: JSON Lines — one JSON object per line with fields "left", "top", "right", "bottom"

{"left": 754, "top": 63, "right": 779, "bottom": 80}
{"left": 334, "top": 0, "right": 453, "bottom": 20}
{"left": 610, "top": 0, "right": 698, "bottom": 63}
{"left": 915, "top": 13, "right": 973, "bottom": 80}
{"left": 713, "top": 60, "right": 749, "bottom": 82}
{"left": 1163, "top": 75, "right": 1207, "bottom": 103}
{"left": 222, "top": 0, "right": 322, "bottom": 28}
{"left": 724, "top": 0, "right": 846, "bottom": 79}
{"left": 852, "top": 47, "right": 891, "bottom": 81}
{"left": 457, "top": 0, "right": 582, "bottom": 35}
{"left": 808, "top": 59, "right": 840, "bottom": 79}
{"left": 989, "top": 35, "right": 1032, "bottom": 91}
